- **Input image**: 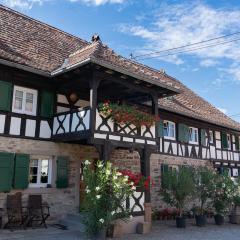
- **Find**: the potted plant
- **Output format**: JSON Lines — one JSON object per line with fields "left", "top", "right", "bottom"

{"left": 229, "top": 178, "right": 240, "bottom": 224}
{"left": 160, "top": 167, "right": 195, "bottom": 228}
{"left": 193, "top": 167, "right": 215, "bottom": 227}
{"left": 98, "top": 100, "right": 159, "bottom": 128}
{"left": 212, "top": 172, "right": 235, "bottom": 225}
{"left": 82, "top": 160, "right": 134, "bottom": 239}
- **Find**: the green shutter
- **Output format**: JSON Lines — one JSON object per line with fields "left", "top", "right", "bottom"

{"left": 161, "top": 164, "right": 169, "bottom": 188}
{"left": 0, "top": 152, "right": 14, "bottom": 192}
{"left": 158, "top": 120, "right": 164, "bottom": 137}
{"left": 235, "top": 135, "right": 240, "bottom": 151}
{"left": 56, "top": 156, "right": 69, "bottom": 188}
{"left": 201, "top": 129, "right": 207, "bottom": 146}
{"left": 0, "top": 81, "right": 13, "bottom": 111}
{"left": 13, "top": 154, "right": 30, "bottom": 189}
{"left": 178, "top": 123, "right": 189, "bottom": 143}
{"left": 161, "top": 164, "right": 169, "bottom": 174}
{"left": 221, "top": 132, "right": 228, "bottom": 149}
{"left": 40, "top": 91, "right": 55, "bottom": 117}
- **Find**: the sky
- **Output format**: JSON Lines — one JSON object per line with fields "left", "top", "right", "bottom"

{"left": 1, "top": 0, "right": 240, "bottom": 121}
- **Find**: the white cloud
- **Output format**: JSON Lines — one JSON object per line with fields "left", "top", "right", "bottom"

{"left": 223, "top": 65, "right": 240, "bottom": 82}
{"left": 69, "top": 0, "right": 126, "bottom": 6}
{"left": 217, "top": 107, "right": 227, "bottom": 114}
{"left": 119, "top": 2, "right": 240, "bottom": 79}
{"left": 1, "top": 0, "right": 126, "bottom": 9}
{"left": 200, "top": 59, "right": 219, "bottom": 67}
{"left": 2, "top": 0, "right": 50, "bottom": 9}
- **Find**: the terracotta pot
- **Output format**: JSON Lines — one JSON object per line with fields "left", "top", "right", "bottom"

{"left": 195, "top": 215, "right": 207, "bottom": 227}
{"left": 91, "top": 229, "right": 106, "bottom": 240}
{"left": 176, "top": 216, "right": 186, "bottom": 228}
{"left": 214, "top": 214, "right": 224, "bottom": 225}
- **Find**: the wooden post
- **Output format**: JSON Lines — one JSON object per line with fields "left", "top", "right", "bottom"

{"left": 94, "top": 141, "right": 116, "bottom": 162}
{"left": 151, "top": 92, "right": 159, "bottom": 138}
{"left": 89, "top": 72, "right": 101, "bottom": 136}
{"left": 139, "top": 147, "right": 152, "bottom": 203}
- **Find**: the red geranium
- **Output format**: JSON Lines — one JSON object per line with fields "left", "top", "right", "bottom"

{"left": 118, "top": 170, "right": 154, "bottom": 190}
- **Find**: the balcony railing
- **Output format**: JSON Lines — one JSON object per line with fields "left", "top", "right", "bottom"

{"left": 94, "top": 109, "right": 156, "bottom": 145}
{"left": 52, "top": 107, "right": 90, "bottom": 139}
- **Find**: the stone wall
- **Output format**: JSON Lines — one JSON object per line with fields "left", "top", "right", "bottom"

{"left": 0, "top": 136, "right": 99, "bottom": 223}
{"left": 0, "top": 136, "right": 214, "bottom": 223}
{"left": 110, "top": 149, "right": 141, "bottom": 173}
{"left": 150, "top": 153, "right": 212, "bottom": 210}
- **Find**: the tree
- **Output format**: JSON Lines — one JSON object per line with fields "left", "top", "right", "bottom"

{"left": 193, "top": 166, "right": 215, "bottom": 215}
{"left": 161, "top": 167, "right": 195, "bottom": 217}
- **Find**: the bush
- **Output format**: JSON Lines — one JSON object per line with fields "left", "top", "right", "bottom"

{"left": 212, "top": 172, "right": 236, "bottom": 215}
{"left": 82, "top": 160, "right": 134, "bottom": 236}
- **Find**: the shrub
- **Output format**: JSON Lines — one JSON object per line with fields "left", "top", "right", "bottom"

{"left": 82, "top": 160, "right": 134, "bottom": 236}
{"left": 212, "top": 172, "right": 236, "bottom": 215}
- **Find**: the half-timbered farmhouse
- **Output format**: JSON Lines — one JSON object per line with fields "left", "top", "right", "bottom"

{"left": 0, "top": 5, "right": 240, "bottom": 225}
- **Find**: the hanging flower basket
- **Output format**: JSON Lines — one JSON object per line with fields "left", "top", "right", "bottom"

{"left": 98, "top": 101, "right": 159, "bottom": 128}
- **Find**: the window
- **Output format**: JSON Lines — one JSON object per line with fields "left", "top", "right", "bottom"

{"left": 163, "top": 121, "right": 176, "bottom": 140}
{"left": 209, "top": 130, "right": 214, "bottom": 144}
{"left": 232, "top": 168, "right": 239, "bottom": 178}
{"left": 189, "top": 127, "right": 199, "bottom": 144}
{"left": 12, "top": 86, "right": 37, "bottom": 115}
{"left": 29, "top": 157, "right": 52, "bottom": 187}
{"left": 227, "top": 134, "right": 231, "bottom": 150}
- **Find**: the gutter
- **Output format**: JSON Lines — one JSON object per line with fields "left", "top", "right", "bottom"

{"left": 51, "top": 58, "right": 91, "bottom": 76}
{"left": 0, "top": 58, "right": 50, "bottom": 77}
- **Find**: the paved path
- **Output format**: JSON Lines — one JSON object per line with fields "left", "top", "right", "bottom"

{"left": 1, "top": 219, "right": 240, "bottom": 240}
{"left": 121, "top": 219, "right": 240, "bottom": 240}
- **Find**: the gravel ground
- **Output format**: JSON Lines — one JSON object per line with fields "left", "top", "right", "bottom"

{"left": 1, "top": 219, "right": 240, "bottom": 240}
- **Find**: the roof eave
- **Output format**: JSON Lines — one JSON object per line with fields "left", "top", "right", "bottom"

{"left": 51, "top": 58, "right": 91, "bottom": 76}
{"left": 159, "top": 105, "right": 240, "bottom": 132}
{"left": 90, "top": 58, "right": 181, "bottom": 94}
{"left": 0, "top": 58, "right": 50, "bottom": 77}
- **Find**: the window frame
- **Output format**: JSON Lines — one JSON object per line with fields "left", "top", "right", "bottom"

{"left": 227, "top": 134, "right": 231, "bottom": 150}
{"left": 189, "top": 127, "right": 199, "bottom": 144}
{"left": 163, "top": 120, "right": 176, "bottom": 140}
{"left": 208, "top": 130, "right": 214, "bottom": 145}
{"left": 29, "top": 156, "right": 52, "bottom": 188}
{"left": 12, "top": 85, "right": 38, "bottom": 116}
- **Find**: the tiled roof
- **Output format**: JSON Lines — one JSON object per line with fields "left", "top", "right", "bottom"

{"left": 0, "top": 4, "right": 240, "bottom": 131}
{"left": 0, "top": 4, "right": 88, "bottom": 73}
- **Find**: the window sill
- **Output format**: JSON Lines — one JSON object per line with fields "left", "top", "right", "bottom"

{"left": 24, "top": 187, "right": 57, "bottom": 194}
{"left": 189, "top": 141, "right": 199, "bottom": 145}
{"left": 12, "top": 110, "right": 37, "bottom": 116}
{"left": 164, "top": 136, "right": 176, "bottom": 141}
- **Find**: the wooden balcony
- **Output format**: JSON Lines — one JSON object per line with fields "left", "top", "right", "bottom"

{"left": 51, "top": 108, "right": 157, "bottom": 146}
{"left": 52, "top": 107, "right": 91, "bottom": 141}
{"left": 94, "top": 109, "right": 156, "bottom": 146}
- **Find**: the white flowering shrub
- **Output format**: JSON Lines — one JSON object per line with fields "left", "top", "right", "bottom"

{"left": 212, "top": 172, "right": 236, "bottom": 215}
{"left": 82, "top": 160, "right": 134, "bottom": 236}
